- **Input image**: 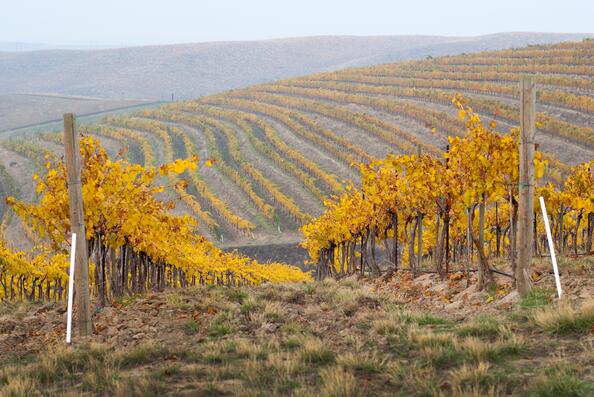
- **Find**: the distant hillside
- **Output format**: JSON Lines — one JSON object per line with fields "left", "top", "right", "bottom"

{"left": 0, "top": 93, "right": 153, "bottom": 132}
{"left": 1, "top": 39, "right": 592, "bottom": 250}
{"left": 0, "top": 33, "right": 591, "bottom": 101}
{"left": 0, "top": 42, "right": 119, "bottom": 52}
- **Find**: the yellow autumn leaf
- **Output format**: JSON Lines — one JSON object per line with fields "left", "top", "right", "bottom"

{"left": 534, "top": 160, "right": 546, "bottom": 179}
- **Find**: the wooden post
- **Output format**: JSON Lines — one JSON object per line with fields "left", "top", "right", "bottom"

{"left": 516, "top": 76, "right": 536, "bottom": 295}
{"left": 416, "top": 146, "right": 423, "bottom": 276}
{"left": 416, "top": 212, "right": 422, "bottom": 275}
{"left": 63, "top": 113, "right": 93, "bottom": 336}
{"left": 466, "top": 207, "right": 471, "bottom": 287}
{"left": 444, "top": 144, "right": 450, "bottom": 275}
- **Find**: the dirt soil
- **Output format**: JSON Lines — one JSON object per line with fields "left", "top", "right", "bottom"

{"left": 1, "top": 258, "right": 591, "bottom": 364}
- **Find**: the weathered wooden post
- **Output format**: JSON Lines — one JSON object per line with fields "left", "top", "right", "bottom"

{"left": 416, "top": 145, "right": 423, "bottom": 276}
{"left": 63, "top": 113, "right": 93, "bottom": 336}
{"left": 517, "top": 76, "right": 536, "bottom": 295}
{"left": 444, "top": 144, "right": 450, "bottom": 275}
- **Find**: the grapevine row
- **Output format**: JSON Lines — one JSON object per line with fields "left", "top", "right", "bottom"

{"left": 202, "top": 95, "right": 374, "bottom": 165}
{"left": 302, "top": 100, "right": 592, "bottom": 291}
{"left": 248, "top": 86, "right": 569, "bottom": 183}
{"left": 145, "top": 109, "right": 277, "bottom": 221}
{"left": 181, "top": 102, "right": 342, "bottom": 198}
{"left": 193, "top": 113, "right": 310, "bottom": 222}
{"left": 244, "top": 88, "right": 442, "bottom": 156}
{"left": 308, "top": 73, "right": 594, "bottom": 114}
{"left": 2, "top": 136, "right": 311, "bottom": 303}
{"left": 269, "top": 81, "right": 594, "bottom": 149}
{"left": 101, "top": 116, "right": 220, "bottom": 230}
{"left": 123, "top": 115, "right": 260, "bottom": 233}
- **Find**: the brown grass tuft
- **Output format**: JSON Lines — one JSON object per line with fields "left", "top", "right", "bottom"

{"left": 319, "top": 367, "right": 361, "bottom": 397}
{"left": 533, "top": 299, "right": 594, "bottom": 334}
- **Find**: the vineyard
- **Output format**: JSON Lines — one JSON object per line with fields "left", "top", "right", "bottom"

{"left": 0, "top": 37, "right": 593, "bottom": 397}
{"left": 0, "top": 39, "right": 591, "bottom": 303}
{"left": 1, "top": 40, "right": 592, "bottom": 253}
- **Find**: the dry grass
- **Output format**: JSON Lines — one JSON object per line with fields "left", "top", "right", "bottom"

{"left": 408, "top": 326, "right": 456, "bottom": 348}
{"left": 525, "top": 362, "right": 593, "bottom": 397}
{"left": 336, "top": 350, "right": 387, "bottom": 374}
{"left": 458, "top": 336, "right": 489, "bottom": 361}
{"left": 298, "top": 337, "right": 336, "bottom": 365}
{"left": 263, "top": 301, "right": 286, "bottom": 322}
{"left": 319, "top": 367, "right": 361, "bottom": 397}
{"left": 456, "top": 315, "right": 502, "bottom": 338}
{"left": 268, "top": 352, "right": 300, "bottom": 379}
{"left": 533, "top": 299, "right": 594, "bottom": 334}
{"left": 0, "top": 376, "right": 37, "bottom": 397}
{"left": 449, "top": 361, "right": 491, "bottom": 388}
{"left": 372, "top": 312, "right": 406, "bottom": 335}
{"left": 444, "top": 361, "right": 508, "bottom": 397}
{"left": 1, "top": 279, "right": 592, "bottom": 396}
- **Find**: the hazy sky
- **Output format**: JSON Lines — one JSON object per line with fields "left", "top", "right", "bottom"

{"left": 2, "top": 0, "right": 593, "bottom": 46}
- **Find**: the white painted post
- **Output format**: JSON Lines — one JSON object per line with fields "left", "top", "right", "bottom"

{"left": 539, "top": 197, "right": 562, "bottom": 298}
{"left": 66, "top": 232, "right": 77, "bottom": 344}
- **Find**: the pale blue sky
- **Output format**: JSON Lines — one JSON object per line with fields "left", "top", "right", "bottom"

{"left": 2, "top": 0, "right": 593, "bottom": 46}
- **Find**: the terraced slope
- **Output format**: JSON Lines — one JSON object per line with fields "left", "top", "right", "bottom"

{"left": 1, "top": 39, "right": 592, "bottom": 248}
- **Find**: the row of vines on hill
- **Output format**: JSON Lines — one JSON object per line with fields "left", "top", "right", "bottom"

{"left": 301, "top": 97, "right": 593, "bottom": 290}
{"left": 308, "top": 72, "right": 594, "bottom": 114}
{"left": 271, "top": 80, "right": 594, "bottom": 148}
{"left": 146, "top": 108, "right": 310, "bottom": 224}
{"left": 1, "top": 136, "right": 310, "bottom": 304}
{"left": 247, "top": 84, "right": 575, "bottom": 183}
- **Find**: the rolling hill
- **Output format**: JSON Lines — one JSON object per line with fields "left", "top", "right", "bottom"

{"left": 1, "top": 33, "right": 591, "bottom": 133}
{"left": 0, "top": 39, "right": 592, "bottom": 253}
{"left": 0, "top": 93, "right": 155, "bottom": 133}
{"left": 0, "top": 33, "right": 591, "bottom": 102}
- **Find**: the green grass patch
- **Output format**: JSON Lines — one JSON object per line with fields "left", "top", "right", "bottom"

{"left": 299, "top": 340, "right": 336, "bottom": 366}
{"left": 456, "top": 315, "right": 501, "bottom": 338}
{"left": 420, "top": 344, "right": 464, "bottom": 369}
{"left": 227, "top": 289, "right": 248, "bottom": 304}
{"left": 208, "top": 322, "right": 234, "bottom": 337}
{"left": 525, "top": 364, "right": 593, "bottom": 397}
{"left": 521, "top": 287, "right": 553, "bottom": 309}
{"left": 183, "top": 320, "right": 199, "bottom": 335}
{"left": 415, "top": 313, "right": 452, "bottom": 326}
{"left": 118, "top": 343, "right": 169, "bottom": 368}
{"left": 239, "top": 299, "right": 260, "bottom": 316}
